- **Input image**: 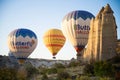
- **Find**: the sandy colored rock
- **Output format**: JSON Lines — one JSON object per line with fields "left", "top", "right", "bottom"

{"left": 83, "top": 4, "right": 117, "bottom": 63}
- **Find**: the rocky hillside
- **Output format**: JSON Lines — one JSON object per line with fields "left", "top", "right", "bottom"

{"left": 0, "top": 55, "right": 71, "bottom": 68}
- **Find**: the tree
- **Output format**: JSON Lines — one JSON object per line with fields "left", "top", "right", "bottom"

{"left": 83, "top": 64, "right": 94, "bottom": 76}
{"left": 26, "top": 66, "right": 38, "bottom": 79}
{"left": 41, "top": 73, "right": 48, "bottom": 80}
{"left": 94, "top": 61, "right": 115, "bottom": 77}
{"left": 24, "top": 63, "right": 39, "bottom": 79}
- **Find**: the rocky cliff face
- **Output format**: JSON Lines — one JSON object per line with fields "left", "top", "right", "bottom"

{"left": 83, "top": 4, "right": 117, "bottom": 63}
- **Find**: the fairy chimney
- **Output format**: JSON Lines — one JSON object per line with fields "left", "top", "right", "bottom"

{"left": 83, "top": 4, "right": 117, "bottom": 63}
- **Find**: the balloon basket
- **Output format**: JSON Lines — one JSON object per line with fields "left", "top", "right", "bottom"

{"left": 53, "top": 56, "right": 56, "bottom": 59}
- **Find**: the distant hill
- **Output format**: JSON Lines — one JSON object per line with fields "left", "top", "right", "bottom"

{"left": 0, "top": 55, "right": 71, "bottom": 68}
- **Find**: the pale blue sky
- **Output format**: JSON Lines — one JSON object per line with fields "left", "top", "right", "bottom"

{"left": 0, "top": 0, "right": 120, "bottom": 60}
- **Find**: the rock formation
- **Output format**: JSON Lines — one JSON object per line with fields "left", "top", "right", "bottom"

{"left": 83, "top": 4, "right": 117, "bottom": 63}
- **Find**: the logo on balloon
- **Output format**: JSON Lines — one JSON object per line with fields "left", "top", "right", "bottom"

{"left": 74, "top": 24, "right": 90, "bottom": 34}
{"left": 12, "top": 40, "right": 35, "bottom": 49}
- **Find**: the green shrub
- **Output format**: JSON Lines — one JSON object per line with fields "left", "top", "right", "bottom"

{"left": 76, "top": 76, "right": 91, "bottom": 80}
{"left": 0, "top": 67, "right": 17, "bottom": 80}
{"left": 41, "top": 73, "right": 48, "bottom": 80}
{"left": 57, "top": 71, "right": 70, "bottom": 80}
{"left": 53, "top": 63, "right": 65, "bottom": 69}
{"left": 47, "top": 68, "right": 57, "bottom": 74}
{"left": 39, "top": 67, "right": 48, "bottom": 74}
{"left": 68, "top": 61, "right": 80, "bottom": 67}
{"left": 100, "top": 77, "right": 114, "bottom": 80}
{"left": 83, "top": 64, "right": 94, "bottom": 76}
{"left": 94, "top": 61, "right": 115, "bottom": 77}
{"left": 25, "top": 65, "right": 38, "bottom": 78}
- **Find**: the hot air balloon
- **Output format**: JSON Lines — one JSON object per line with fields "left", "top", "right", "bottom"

{"left": 43, "top": 29, "right": 66, "bottom": 59}
{"left": 8, "top": 28, "right": 38, "bottom": 64}
{"left": 61, "top": 10, "right": 94, "bottom": 57}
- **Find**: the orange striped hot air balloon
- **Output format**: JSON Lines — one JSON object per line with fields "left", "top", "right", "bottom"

{"left": 43, "top": 29, "right": 66, "bottom": 59}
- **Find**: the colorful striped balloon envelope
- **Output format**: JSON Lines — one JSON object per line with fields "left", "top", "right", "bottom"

{"left": 43, "top": 29, "right": 66, "bottom": 59}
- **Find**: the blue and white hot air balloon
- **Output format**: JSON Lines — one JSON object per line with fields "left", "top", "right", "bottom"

{"left": 8, "top": 28, "right": 38, "bottom": 64}
{"left": 61, "top": 10, "right": 94, "bottom": 56}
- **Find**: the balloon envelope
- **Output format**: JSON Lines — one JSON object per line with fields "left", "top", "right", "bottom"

{"left": 61, "top": 10, "right": 94, "bottom": 54}
{"left": 43, "top": 29, "right": 66, "bottom": 58}
{"left": 8, "top": 28, "right": 38, "bottom": 64}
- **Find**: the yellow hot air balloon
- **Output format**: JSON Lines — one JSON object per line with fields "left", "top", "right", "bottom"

{"left": 43, "top": 29, "right": 66, "bottom": 59}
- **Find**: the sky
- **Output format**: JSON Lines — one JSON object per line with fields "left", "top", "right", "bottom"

{"left": 0, "top": 0, "right": 120, "bottom": 60}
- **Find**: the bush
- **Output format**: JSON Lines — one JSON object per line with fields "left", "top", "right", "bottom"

{"left": 39, "top": 67, "right": 48, "bottom": 74}
{"left": 83, "top": 64, "right": 94, "bottom": 76}
{"left": 94, "top": 61, "right": 115, "bottom": 77}
{"left": 0, "top": 67, "right": 17, "bottom": 80}
{"left": 68, "top": 61, "right": 80, "bottom": 67}
{"left": 25, "top": 65, "right": 38, "bottom": 79}
{"left": 41, "top": 73, "right": 48, "bottom": 80}
{"left": 76, "top": 76, "right": 91, "bottom": 80}
{"left": 0, "top": 67, "right": 28, "bottom": 80}
{"left": 57, "top": 71, "right": 70, "bottom": 80}
{"left": 17, "top": 67, "right": 27, "bottom": 80}
{"left": 53, "top": 63, "right": 65, "bottom": 69}
{"left": 100, "top": 77, "right": 114, "bottom": 80}
{"left": 47, "top": 68, "right": 57, "bottom": 74}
